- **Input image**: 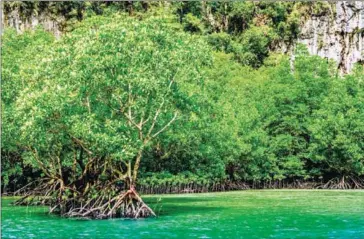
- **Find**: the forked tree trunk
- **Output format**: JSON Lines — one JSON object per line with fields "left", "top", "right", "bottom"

{"left": 14, "top": 156, "right": 156, "bottom": 219}
{"left": 14, "top": 78, "right": 178, "bottom": 219}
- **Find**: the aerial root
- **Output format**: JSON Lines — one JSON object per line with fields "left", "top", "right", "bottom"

{"left": 318, "top": 176, "right": 364, "bottom": 189}
{"left": 13, "top": 178, "right": 156, "bottom": 219}
{"left": 62, "top": 188, "right": 155, "bottom": 219}
{"left": 13, "top": 178, "right": 57, "bottom": 206}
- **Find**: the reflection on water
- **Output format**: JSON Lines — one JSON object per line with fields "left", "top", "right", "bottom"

{"left": 2, "top": 190, "right": 364, "bottom": 239}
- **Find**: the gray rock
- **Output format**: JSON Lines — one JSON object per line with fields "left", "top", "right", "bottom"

{"left": 297, "top": 1, "right": 364, "bottom": 74}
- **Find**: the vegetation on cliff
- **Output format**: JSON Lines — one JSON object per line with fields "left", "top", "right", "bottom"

{"left": 1, "top": 3, "right": 364, "bottom": 218}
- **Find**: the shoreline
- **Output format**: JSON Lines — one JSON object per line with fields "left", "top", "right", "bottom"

{"left": 3, "top": 189, "right": 364, "bottom": 200}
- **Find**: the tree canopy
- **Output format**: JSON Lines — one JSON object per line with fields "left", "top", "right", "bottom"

{"left": 1, "top": 4, "right": 364, "bottom": 218}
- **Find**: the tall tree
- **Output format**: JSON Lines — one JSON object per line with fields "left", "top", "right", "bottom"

{"left": 13, "top": 14, "right": 212, "bottom": 218}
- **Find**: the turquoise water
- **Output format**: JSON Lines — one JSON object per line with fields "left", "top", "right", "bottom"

{"left": 2, "top": 190, "right": 364, "bottom": 239}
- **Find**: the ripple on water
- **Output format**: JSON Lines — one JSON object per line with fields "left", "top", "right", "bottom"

{"left": 2, "top": 191, "right": 364, "bottom": 239}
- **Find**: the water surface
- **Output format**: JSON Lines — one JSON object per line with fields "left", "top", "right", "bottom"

{"left": 2, "top": 190, "right": 364, "bottom": 239}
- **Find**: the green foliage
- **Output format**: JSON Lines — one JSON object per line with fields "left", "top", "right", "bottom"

{"left": 309, "top": 70, "right": 364, "bottom": 176}
{"left": 234, "top": 26, "right": 278, "bottom": 67}
{"left": 2, "top": 2, "right": 364, "bottom": 193}
{"left": 6, "top": 14, "right": 212, "bottom": 189}
{"left": 213, "top": 51, "right": 363, "bottom": 182}
{"left": 206, "top": 26, "right": 277, "bottom": 68}
{"left": 3, "top": 1, "right": 317, "bottom": 68}
{"left": 183, "top": 13, "right": 204, "bottom": 33}
{"left": 207, "top": 32, "right": 232, "bottom": 52}
{"left": 1, "top": 28, "right": 54, "bottom": 190}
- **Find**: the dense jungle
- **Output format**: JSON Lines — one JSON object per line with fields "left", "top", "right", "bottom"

{"left": 1, "top": 1, "right": 364, "bottom": 222}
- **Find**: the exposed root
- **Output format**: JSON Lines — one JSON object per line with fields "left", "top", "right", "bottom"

{"left": 317, "top": 176, "right": 364, "bottom": 189}
{"left": 13, "top": 174, "right": 363, "bottom": 219}
{"left": 350, "top": 176, "right": 364, "bottom": 189}
{"left": 63, "top": 187, "right": 155, "bottom": 219}
{"left": 12, "top": 155, "right": 157, "bottom": 219}
{"left": 13, "top": 178, "right": 57, "bottom": 206}
{"left": 14, "top": 179, "right": 156, "bottom": 219}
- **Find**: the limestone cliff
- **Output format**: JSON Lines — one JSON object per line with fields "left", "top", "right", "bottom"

{"left": 297, "top": 1, "right": 364, "bottom": 73}
{"left": 1, "top": 3, "right": 64, "bottom": 38}
{"left": 1, "top": 1, "right": 364, "bottom": 73}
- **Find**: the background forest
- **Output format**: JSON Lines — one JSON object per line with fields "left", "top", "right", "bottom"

{"left": 2, "top": 1, "right": 364, "bottom": 196}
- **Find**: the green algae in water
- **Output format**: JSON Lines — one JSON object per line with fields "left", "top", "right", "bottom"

{"left": 2, "top": 190, "right": 364, "bottom": 239}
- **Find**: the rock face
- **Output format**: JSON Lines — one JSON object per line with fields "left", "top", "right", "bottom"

{"left": 1, "top": 1, "right": 364, "bottom": 73}
{"left": 298, "top": 1, "right": 364, "bottom": 74}
{"left": 1, "top": 8, "right": 63, "bottom": 39}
